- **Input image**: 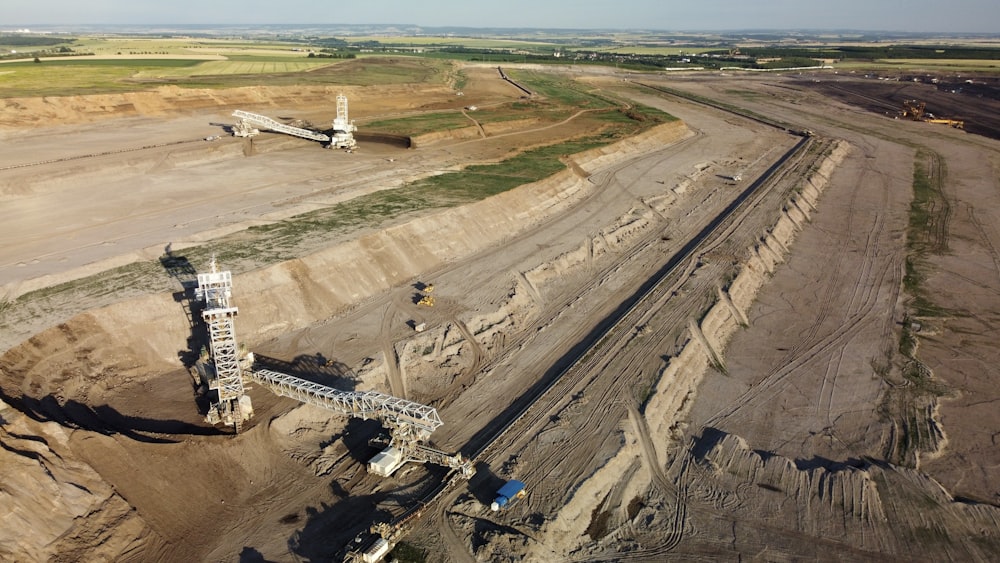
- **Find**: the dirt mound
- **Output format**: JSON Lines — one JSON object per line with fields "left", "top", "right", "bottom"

{"left": 0, "top": 402, "right": 152, "bottom": 561}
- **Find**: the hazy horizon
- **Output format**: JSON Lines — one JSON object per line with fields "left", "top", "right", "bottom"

{"left": 3, "top": 0, "right": 999, "bottom": 34}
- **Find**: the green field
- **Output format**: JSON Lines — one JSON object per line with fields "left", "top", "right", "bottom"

{"left": 347, "top": 35, "right": 561, "bottom": 50}
{"left": 136, "top": 59, "right": 333, "bottom": 78}
{"left": 73, "top": 36, "right": 301, "bottom": 56}
{"left": 877, "top": 58, "right": 1000, "bottom": 69}
{"left": 833, "top": 58, "right": 1000, "bottom": 72}
{"left": 365, "top": 112, "right": 472, "bottom": 135}
{"left": 592, "top": 46, "right": 714, "bottom": 56}
{"left": 0, "top": 59, "right": 203, "bottom": 97}
{"left": 0, "top": 55, "right": 448, "bottom": 97}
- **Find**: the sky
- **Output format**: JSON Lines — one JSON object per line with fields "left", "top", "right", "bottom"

{"left": 3, "top": 0, "right": 998, "bottom": 34}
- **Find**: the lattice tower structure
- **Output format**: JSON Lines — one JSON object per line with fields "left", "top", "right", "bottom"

{"left": 331, "top": 93, "right": 358, "bottom": 149}
{"left": 196, "top": 259, "right": 247, "bottom": 431}
{"left": 332, "top": 94, "right": 355, "bottom": 133}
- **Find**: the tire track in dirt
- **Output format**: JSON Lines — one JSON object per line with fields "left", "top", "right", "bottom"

{"left": 965, "top": 203, "right": 1000, "bottom": 285}
{"left": 761, "top": 139, "right": 875, "bottom": 379}
{"left": 625, "top": 403, "right": 686, "bottom": 551}
{"left": 438, "top": 488, "right": 477, "bottom": 563}
{"left": 816, "top": 157, "right": 890, "bottom": 422}
{"left": 707, "top": 256, "right": 893, "bottom": 429}
{"left": 451, "top": 317, "right": 484, "bottom": 377}
{"left": 457, "top": 135, "right": 812, "bottom": 559}
{"left": 706, "top": 137, "right": 895, "bottom": 431}
{"left": 379, "top": 301, "right": 406, "bottom": 399}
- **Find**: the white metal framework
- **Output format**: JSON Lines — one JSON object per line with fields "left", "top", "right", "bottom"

{"left": 195, "top": 258, "right": 250, "bottom": 431}
{"left": 248, "top": 366, "right": 471, "bottom": 476}
{"left": 330, "top": 93, "right": 357, "bottom": 149}
{"left": 230, "top": 94, "right": 357, "bottom": 149}
{"left": 191, "top": 259, "right": 465, "bottom": 474}
{"left": 231, "top": 110, "right": 331, "bottom": 143}
{"left": 249, "top": 368, "right": 442, "bottom": 439}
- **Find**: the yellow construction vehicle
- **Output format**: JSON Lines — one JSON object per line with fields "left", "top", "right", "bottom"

{"left": 901, "top": 100, "right": 965, "bottom": 129}
{"left": 901, "top": 99, "right": 926, "bottom": 120}
{"left": 926, "top": 118, "right": 965, "bottom": 129}
{"left": 417, "top": 295, "right": 435, "bottom": 307}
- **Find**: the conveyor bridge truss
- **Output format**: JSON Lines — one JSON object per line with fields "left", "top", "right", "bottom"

{"left": 232, "top": 110, "right": 331, "bottom": 143}
{"left": 248, "top": 366, "right": 472, "bottom": 476}
{"left": 249, "top": 367, "right": 441, "bottom": 440}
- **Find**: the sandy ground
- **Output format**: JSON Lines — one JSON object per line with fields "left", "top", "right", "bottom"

{"left": 3, "top": 64, "right": 1000, "bottom": 562}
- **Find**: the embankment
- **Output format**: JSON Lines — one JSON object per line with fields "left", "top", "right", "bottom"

{"left": 530, "top": 140, "right": 853, "bottom": 555}
{"left": 0, "top": 118, "right": 689, "bottom": 562}
{"left": 0, "top": 120, "right": 689, "bottom": 411}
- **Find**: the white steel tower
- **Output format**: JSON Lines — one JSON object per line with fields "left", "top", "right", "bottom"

{"left": 330, "top": 93, "right": 358, "bottom": 149}
{"left": 196, "top": 257, "right": 252, "bottom": 432}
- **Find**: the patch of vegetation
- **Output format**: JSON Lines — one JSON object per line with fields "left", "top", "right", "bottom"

{"left": 389, "top": 541, "right": 427, "bottom": 563}
{"left": 0, "top": 35, "right": 76, "bottom": 48}
{"left": 586, "top": 504, "right": 612, "bottom": 540}
{"left": 626, "top": 496, "right": 644, "bottom": 520}
{"left": 877, "top": 149, "right": 953, "bottom": 467}
{"left": 911, "top": 525, "right": 952, "bottom": 547}
{"left": 0, "top": 59, "right": 202, "bottom": 97}
{"left": 0, "top": 55, "right": 450, "bottom": 98}
{"left": 365, "top": 112, "right": 471, "bottom": 136}
{"left": 757, "top": 57, "right": 823, "bottom": 69}
{"left": 452, "top": 68, "right": 468, "bottom": 90}
{"left": 508, "top": 69, "right": 616, "bottom": 109}
{"left": 908, "top": 150, "right": 950, "bottom": 255}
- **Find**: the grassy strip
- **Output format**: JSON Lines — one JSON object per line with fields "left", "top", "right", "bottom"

{"left": 903, "top": 150, "right": 950, "bottom": 317}
{"left": 365, "top": 112, "right": 472, "bottom": 135}
{"left": 878, "top": 148, "right": 951, "bottom": 467}
{"left": 366, "top": 69, "right": 675, "bottom": 137}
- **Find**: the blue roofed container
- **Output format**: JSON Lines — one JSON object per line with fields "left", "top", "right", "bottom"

{"left": 491, "top": 479, "right": 527, "bottom": 511}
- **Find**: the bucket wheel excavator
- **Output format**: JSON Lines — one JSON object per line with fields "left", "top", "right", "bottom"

{"left": 194, "top": 260, "right": 471, "bottom": 478}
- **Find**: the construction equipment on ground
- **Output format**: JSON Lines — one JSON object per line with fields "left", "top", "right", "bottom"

{"left": 417, "top": 295, "right": 435, "bottom": 307}
{"left": 899, "top": 99, "right": 965, "bottom": 128}
{"left": 231, "top": 93, "right": 357, "bottom": 149}
{"left": 232, "top": 110, "right": 330, "bottom": 143}
{"left": 196, "top": 260, "right": 469, "bottom": 479}
{"left": 491, "top": 479, "right": 528, "bottom": 511}
{"left": 901, "top": 99, "right": 926, "bottom": 120}
{"left": 247, "top": 364, "right": 472, "bottom": 477}
{"left": 194, "top": 256, "right": 253, "bottom": 432}
{"left": 926, "top": 118, "right": 965, "bottom": 128}
{"left": 330, "top": 93, "right": 358, "bottom": 149}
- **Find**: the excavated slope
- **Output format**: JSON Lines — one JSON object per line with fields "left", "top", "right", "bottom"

{"left": 0, "top": 120, "right": 688, "bottom": 560}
